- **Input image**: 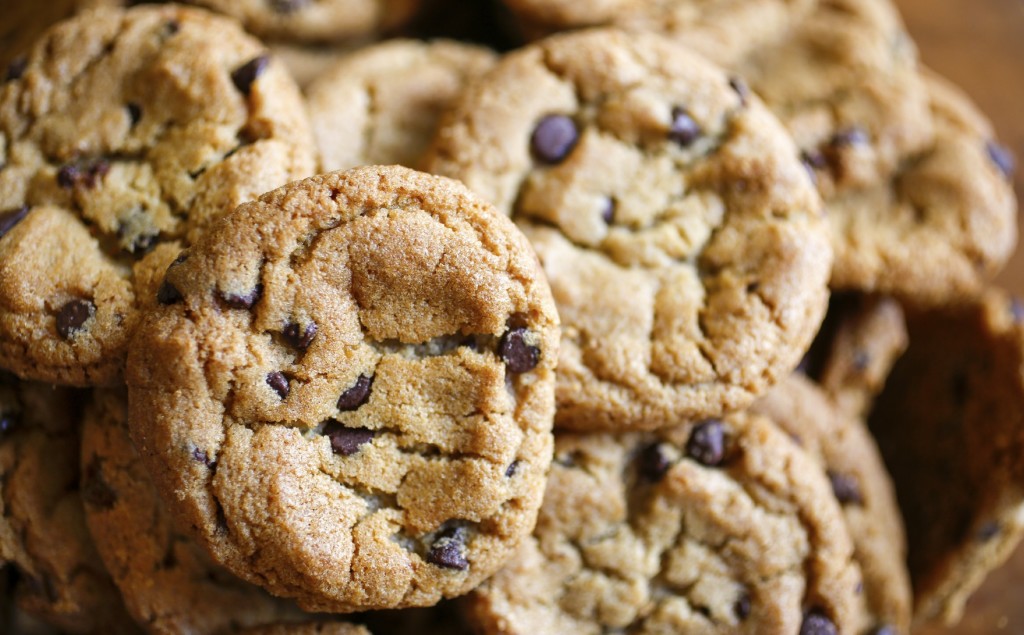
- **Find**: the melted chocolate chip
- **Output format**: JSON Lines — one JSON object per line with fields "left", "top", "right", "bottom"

{"left": 55, "top": 299, "right": 95, "bottom": 339}
{"left": 218, "top": 284, "right": 262, "bottom": 310}
{"left": 164, "top": 20, "right": 180, "bottom": 35}
{"left": 830, "top": 126, "right": 869, "bottom": 147}
{"left": 600, "top": 197, "right": 615, "bottom": 224}
{"left": 81, "top": 460, "right": 117, "bottom": 510}
{"left": 987, "top": 140, "right": 1015, "bottom": 178}
{"left": 828, "top": 471, "right": 863, "bottom": 505}
{"left": 801, "top": 149, "right": 828, "bottom": 171}
{"left": 686, "top": 419, "right": 725, "bottom": 467}
{"left": 668, "top": 107, "right": 701, "bottom": 146}
{"left": 505, "top": 460, "right": 520, "bottom": 477}
{"left": 266, "top": 371, "right": 289, "bottom": 399}
{"left": 499, "top": 327, "right": 540, "bottom": 373}
{"left": 322, "top": 422, "right": 375, "bottom": 456}
{"left": 728, "top": 76, "right": 750, "bottom": 106}
{"left": 271, "top": 0, "right": 310, "bottom": 12}
{"left": 126, "top": 102, "right": 142, "bottom": 126}
{"left": 5, "top": 56, "right": 27, "bottom": 82}
{"left": 57, "top": 160, "right": 110, "bottom": 190}
{"left": 0, "top": 205, "right": 30, "bottom": 239}
{"left": 734, "top": 591, "right": 752, "bottom": 620}
{"left": 282, "top": 321, "right": 317, "bottom": 350}
{"left": 0, "top": 412, "right": 20, "bottom": 438}
{"left": 231, "top": 55, "right": 270, "bottom": 96}
{"left": 800, "top": 609, "right": 837, "bottom": 635}
{"left": 337, "top": 374, "right": 373, "bottom": 411}
{"left": 192, "top": 447, "right": 214, "bottom": 467}
{"left": 157, "top": 280, "right": 182, "bottom": 305}
{"left": 977, "top": 521, "right": 1000, "bottom": 542}
{"left": 531, "top": 114, "right": 578, "bottom": 164}
{"left": 638, "top": 443, "right": 671, "bottom": 482}
{"left": 427, "top": 526, "right": 469, "bottom": 570}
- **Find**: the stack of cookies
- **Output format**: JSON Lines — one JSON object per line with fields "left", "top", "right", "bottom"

{"left": 0, "top": 1, "right": 1019, "bottom": 634}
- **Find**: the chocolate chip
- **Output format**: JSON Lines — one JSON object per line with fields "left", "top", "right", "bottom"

{"left": 81, "top": 459, "right": 117, "bottom": 510}
{"left": 505, "top": 460, "right": 520, "bottom": 477}
{"left": 1011, "top": 297, "right": 1024, "bottom": 323}
{"left": 734, "top": 591, "right": 752, "bottom": 620}
{"left": 192, "top": 447, "right": 214, "bottom": 467}
{"left": 0, "top": 205, "right": 30, "bottom": 239}
{"left": 270, "top": 0, "right": 310, "bottom": 12}
{"left": 57, "top": 160, "right": 109, "bottom": 189}
{"left": 800, "top": 609, "right": 837, "bottom": 635}
{"left": 530, "top": 114, "right": 578, "bottom": 164}
{"left": 337, "top": 374, "right": 373, "bottom": 411}
{"left": 164, "top": 20, "right": 180, "bottom": 35}
{"left": 231, "top": 55, "right": 270, "bottom": 96}
{"left": 830, "top": 126, "right": 869, "bottom": 147}
{"left": 55, "top": 299, "right": 95, "bottom": 339}
{"left": 801, "top": 149, "right": 828, "bottom": 171}
{"left": 977, "top": 521, "right": 1000, "bottom": 541}
{"left": 600, "top": 197, "right": 615, "bottom": 224}
{"left": 427, "top": 526, "right": 469, "bottom": 570}
{"left": 126, "top": 102, "right": 142, "bottom": 126}
{"left": 728, "top": 76, "right": 750, "bottom": 106}
{"left": 499, "top": 327, "right": 540, "bottom": 373}
{"left": 638, "top": 442, "right": 671, "bottom": 482}
{"left": 828, "top": 471, "right": 863, "bottom": 505}
{"left": 686, "top": 419, "right": 725, "bottom": 467}
{"left": 157, "top": 280, "right": 182, "bottom": 305}
{"left": 5, "top": 56, "right": 26, "bottom": 82}
{"left": 852, "top": 350, "right": 870, "bottom": 371}
{"left": 0, "top": 412, "right": 19, "bottom": 438}
{"left": 987, "top": 140, "right": 1015, "bottom": 178}
{"left": 266, "top": 371, "right": 289, "bottom": 399}
{"left": 668, "top": 107, "right": 701, "bottom": 146}
{"left": 746, "top": 281, "right": 760, "bottom": 294}
{"left": 869, "top": 625, "right": 897, "bottom": 635}
{"left": 282, "top": 321, "right": 317, "bottom": 350}
{"left": 218, "top": 284, "right": 262, "bottom": 310}
{"left": 322, "top": 422, "right": 375, "bottom": 456}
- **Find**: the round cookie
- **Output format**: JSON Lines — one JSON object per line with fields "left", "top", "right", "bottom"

{"left": 81, "top": 388, "right": 306, "bottom": 634}
{"left": 307, "top": 39, "right": 496, "bottom": 173}
{"left": 425, "top": 28, "right": 831, "bottom": 432}
{"left": 825, "top": 69, "right": 1017, "bottom": 307}
{"left": 464, "top": 412, "right": 866, "bottom": 634}
{"left": 0, "top": 376, "right": 136, "bottom": 633}
{"left": 0, "top": 5, "right": 316, "bottom": 386}
{"left": 126, "top": 166, "right": 560, "bottom": 612}
{"left": 868, "top": 289, "right": 1024, "bottom": 627}
{"left": 752, "top": 374, "right": 912, "bottom": 635}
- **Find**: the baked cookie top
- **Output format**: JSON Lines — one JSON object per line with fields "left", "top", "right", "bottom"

{"left": 307, "top": 39, "right": 496, "bottom": 173}
{"left": 81, "top": 388, "right": 305, "bottom": 634}
{"left": 465, "top": 412, "right": 865, "bottom": 634}
{"left": 425, "top": 29, "right": 831, "bottom": 432}
{"left": 0, "top": 376, "right": 136, "bottom": 633}
{"left": 0, "top": 5, "right": 316, "bottom": 386}
{"left": 868, "top": 289, "right": 1024, "bottom": 627}
{"left": 126, "top": 166, "right": 560, "bottom": 612}
{"left": 753, "top": 374, "right": 911, "bottom": 635}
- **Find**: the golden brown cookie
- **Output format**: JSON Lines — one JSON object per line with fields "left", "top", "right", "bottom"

{"left": 127, "top": 166, "right": 560, "bottom": 612}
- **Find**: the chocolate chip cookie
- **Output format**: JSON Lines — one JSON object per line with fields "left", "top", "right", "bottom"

{"left": 868, "top": 289, "right": 1024, "bottom": 627}
{"left": 0, "top": 375, "right": 136, "bottom": 633}
{"left": 465, "top": 412, "right": 865, "bottom": 633}
{"left": 307, "top": 39, "right": 496, "bottom": 173}
{"left": 425, "top": 29, "right": 831, "bottom": 431}
{"left": 753, "top": 374, "right": 912, "bottom": 635}
{"left": 0, "top": 5, "right": 316, "bottom": 386}
{"left": 126, "top": 166, "right": 560, "bottom": 612}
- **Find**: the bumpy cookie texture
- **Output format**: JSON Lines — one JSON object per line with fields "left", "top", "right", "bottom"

{"left": 307, "top": 39, "right": 496, "bottom": 173}
{"left": 0, "top": 376, "right": 136, "bottom": 633}
{"left": 736, "top": 0, "right": 933, "bottom": 200}
{"left": 825, "top": 69, "right": 1017, "bottom": 307}
{"left": 81, "top": 388, "right": 306, "bottom": 634}
{"left": 0, "top": 5, "right": 316, "bottom": 386}
{"left": 752, "top": 375, "right": 911, "bottom": 635}
{"left": 465, "top": 412, "right": 866, "bottom": 634}
{"left": 127, "top": 166, "right": 560, "bottom": 612}
{"left": 868, "top": 290, "right": 1024, "bottom": 627}
{"left": 426, "top": 29, "right": 831, "bottom": 432}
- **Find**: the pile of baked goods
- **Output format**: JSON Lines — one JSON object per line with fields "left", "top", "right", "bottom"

{"left": 0, "top": 0, "right": 1019, "bottom": 633}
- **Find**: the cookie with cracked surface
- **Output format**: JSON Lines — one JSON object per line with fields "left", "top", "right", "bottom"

{"left": 752, "top": 374, "right": 911, "bottom": 635}
{"left": 825, "top": 69, "right": 1017, "bottom": 307}
{"left": 126, "top": 165, "right": 560, "bottom": 612}
{"left": 0, "top": 375, "right": 136, "bottom": 633}
{"left": 81, "top": 388, "right": 306, "bottom": 634}
{"left": 868, "top": 289, "right": 1024, "bottom": 627}
{"left": 465, "top": 411, "right": 866, "bottom": 634}
{"left": 425, "top": 29, "right": 831, "bottom": 432}
{"left": 0, "top": 5, "right": 316, "bottom": 386}
{"left": 307, "top": 39, "right": 496, "bottom": 173}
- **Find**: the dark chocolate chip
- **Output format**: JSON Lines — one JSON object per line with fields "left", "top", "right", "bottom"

{"left": 801, "top": 149, "right": 828, "bottom": 171}
{"left": 1011, "top": 297, "right": 1024, "bottom": 323}
{"left": 231, "top": 55, "right": 270, "bottom": 96}
{"left": 55, "top": 299, "right": 95, "bottom": 339}
{"left": 600, "top": 197, "right": 615, "bottom": 224}
{"left": 686, "top": 419, "right": 725, "bottom": 467}
{"left": 734, "top": 591, "right": 752, "bottom": 620}
{"left": 126, "top": 102, "right": 142, "bottom": 126}
{"left": 5, "top": 56, "right": 27, "bottom": 82}
{"left": 0, "top": 412, "right": 20, "bottom": 438}
{"left": 322, "top": 421, "right": 375, "bottom": 456}
{"left": 282, "top": 321, "right": 317, "bottom": 350}
{"left": 638, "top": 442, "right": 671, "bottom": 482}
{"left": 977, "top": 521, "right": 1000, "bottom": 542}
{"left": 728, "top": 76, "right": 750, "bottom": 106}
{"left": 164, "top": 20, "right": 180, "bottom": 35}
{"left": 192, "top": 447, "right": 214, "bottom": 467}
{"left": 270, "top": 0, "right": 310, "bottom": 12}
{"left": 869, "top": 625, "right": 897, "bottom": 635}
{"left": 218, "top": 284, "right": 262, "bottom": 310}
{"left": 830, "top": 126, "right": 869, "bottom": 147}
{"left": 0, "top": 205, "right": 30, "bottom": 239}
{"left": 57, "top": 160, "right": 109, "bottom": 189}
{"left": 499, "top": 327, "right": 540, "bottom": 373}
{"left": 157, "top": 280, "right": 182, "bottom": 305}
{"left": 337, "top": 374, "right": 373, "bottom": 411}
{"left": 668, "top": 107, "right": 701, "bottom": 146}
{"left": 852, "top": 350, "right": 870, "bottom": 371}
{"left": 81, "top": 460, "right": 117, "bottom": 510}
{"left": 530, "top": 114, "right": 578, "bottom": 164}
{"left": 266, "top": 371, "right": 289, "bottom": 399}
{"left": 828, "top": 471, "right": 863, "bottom": 505}
{"left": 746, "top": 281, "right": 760, "bottom": 294}
{"left": 800, "top": 609, "right": 837, "bottom": 635}
{"left": 427, "top": 526, "right": 469, "bottom": 570}
{"left": 987, "top": 140, "right": 1015, "bottom": 178}
{"left": 505, "top": 460, "right": 520, "bottom": 477}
